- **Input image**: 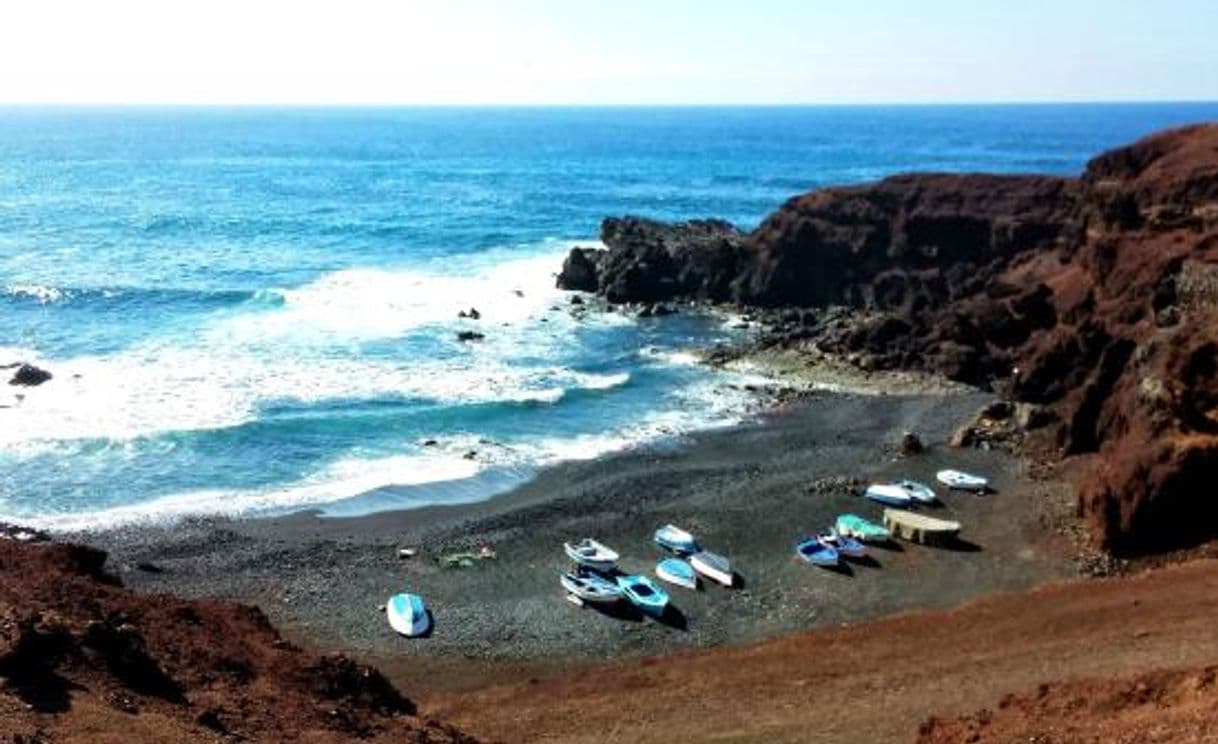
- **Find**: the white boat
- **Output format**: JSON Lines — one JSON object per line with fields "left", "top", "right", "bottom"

{"left": 655, "top": 558, "right": 698, "bottom": 589}
{"left": 386, "top": 593, "right": 431, "bottom": 637}
{"left": 654, "top": 524, "right": 700, "bottom": 554}
{"left": 689, "top": 550, "right": 734, "bottom": 587}
{"left": 892, "top": 479, "right": 938, "bottom": 503}
{"left": 560, "top": 571, "right": 622, "bottom": 604}
{"left": 936, "top": 469, "right": 988, "bottom": 492}
{"left": 863, "top": 484, "right": 913, "bottom": 507}
{"left": 563, "top": 538, "right": 619, "bottom": 571}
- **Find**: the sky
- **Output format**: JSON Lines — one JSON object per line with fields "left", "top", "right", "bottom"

{"left": 1, "top": 0, "right": 1216, "bottom": 105}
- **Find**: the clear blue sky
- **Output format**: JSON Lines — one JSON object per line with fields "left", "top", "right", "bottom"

{"left": 2, "top": 0, "right": 1216, "bottom": 104}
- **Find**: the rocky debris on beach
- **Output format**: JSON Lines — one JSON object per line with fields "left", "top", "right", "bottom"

{"left": 898, "top": 431, "right": 925, "bottom": 457}
{"left": 558, "top": 124, "right": 1218, "bottom": 557}
{"left": 0, "top": 535, "right": 475, "bottom": 743}
{"left": 8, "top": 363, "right": 52, "bottom": 387}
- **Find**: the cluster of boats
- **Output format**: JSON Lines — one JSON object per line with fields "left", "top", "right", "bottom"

{"left": 385, "top": 469, "right": 989, "bottom": 637}
{"left": 861, "top": 469, "right": 988, "bottom": 508}
{"left": 796, "top": 469, "right": 988, "bottom": 567}
{"left": 560, "top": 525, "right": 734, "bottom": 617}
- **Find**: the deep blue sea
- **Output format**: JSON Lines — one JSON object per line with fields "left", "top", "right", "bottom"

{"left": 3, "top": 104, "right": 1216, "bottom": 530}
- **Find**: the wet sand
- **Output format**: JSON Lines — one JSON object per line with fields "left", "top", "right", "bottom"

{"left": 87, "top": 389, "right": 1076, "bottom": 696}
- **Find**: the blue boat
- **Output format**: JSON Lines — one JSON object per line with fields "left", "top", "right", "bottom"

{"left": 816, "top": 529, "right": 867, "bottom": 558}
{"left": 795, "top": 537, "right": 840, "bottom": 567}
{"left": 655, "top": 557, "right": 698, "bottom": 589}
{"left": 616, "top": 574, "right": 670, "bottom": 616}
{"left": 653, "top": 524, "right": 700, "bottom": 554}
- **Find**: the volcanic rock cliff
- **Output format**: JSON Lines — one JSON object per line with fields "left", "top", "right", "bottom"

{"left": 0, "top": 533, "right": 475, "bottom": 743}
{"left": 559, "top": 124, "right": 1218, "bottom": 556}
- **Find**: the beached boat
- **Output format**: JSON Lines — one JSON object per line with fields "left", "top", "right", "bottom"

{"left": 883, "top": 508, "right": 962, "bottom": 546}
{"left": 936, "top": 469, "right": 988, "bottom": 492}
{"left": 560, "top": 571, "right": 622, "bottom": 604}
{"left": 654, "top": 524, "right": 700, "bottom": 554}
{"left": 689, "top": 550, "right": 734, "bottom": 587}
{"left": 816, "top": 529, "right": 867, "bottom": 558}
{"left": 863, "top": 484, "right": 914, "bottom": 507}
{"left": 386, "top": 592, "right": 431, "bottom": 637}
{"left": 563, "top": 538, "right": 620, "bottom": 572}
{"left": 795, "top": 537, "right": 840, "bottom": 567}
{"left": 655, "top": 557, "right": 698, "bottom": 589}
{"left": 835, "top": 513, "right": 891, "bottom": 542}
{"left": 616, "top": 574, "right": 669, "bottom": 615}
{"left": 892, "top": 479, "right": 938, "bottom": 503}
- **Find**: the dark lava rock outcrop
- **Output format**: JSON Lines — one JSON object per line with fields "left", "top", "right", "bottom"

{"left": 561, "top": 124, "right": 1218, "bottom": 556}
{"left": 8, "top": 363, "right": 52, "bottom": 387}
{"left": 0, "top": 536, "right": 475, "bottom": 742}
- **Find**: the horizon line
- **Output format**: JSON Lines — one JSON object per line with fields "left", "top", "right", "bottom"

{"left": 0, "top": 98, "right": 1217, "bottom": 109}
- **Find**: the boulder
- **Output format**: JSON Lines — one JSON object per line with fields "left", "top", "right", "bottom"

{"left": 9, "top": 364, "right": 52, "bottom": 387}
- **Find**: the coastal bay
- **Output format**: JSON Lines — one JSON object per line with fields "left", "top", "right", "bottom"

{"left": 89, "top": 386, "right": 1075, "bottom": 694}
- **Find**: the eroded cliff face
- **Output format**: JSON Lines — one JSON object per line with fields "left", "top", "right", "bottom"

{"left": 558, "top": 124, "right": 1218, "bottom": 555}
{"left": 0, "top": 534, "right": 475, "bottom": 743}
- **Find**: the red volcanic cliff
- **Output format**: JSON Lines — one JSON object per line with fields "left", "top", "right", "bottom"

{"left": 0, "top": 534, "right": 475, "bottom": 742}
{"left": 560, "top": 124, "right": 1218, "bottom": 555}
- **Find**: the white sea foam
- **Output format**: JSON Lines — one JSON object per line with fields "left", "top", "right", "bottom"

{"left": 0, "top": 245, "right": 635, "bottom": 445}
{"left": 5, "top": 283, "right": 66, "bottom": 304}
{"left": 20, "top": 451, "right": 485, "bottom": 532}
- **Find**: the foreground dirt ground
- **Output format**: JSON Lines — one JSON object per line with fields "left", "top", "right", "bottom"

{"left": 426, "top": 558, "right": 1218, "bottom": 743}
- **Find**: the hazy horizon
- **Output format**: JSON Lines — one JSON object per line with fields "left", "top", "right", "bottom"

{"left": 3, "top": 0, "right": 1216, "bottom": 106}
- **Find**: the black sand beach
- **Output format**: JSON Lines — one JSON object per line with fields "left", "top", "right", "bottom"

{"left": 87, "top": 388, "right": 1076, "bottom": 693}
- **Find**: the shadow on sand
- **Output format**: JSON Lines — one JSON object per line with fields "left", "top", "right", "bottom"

{"left": 820, "top": 561, "right": 855, "bottom": 577}
{"left": 844, "top": 554, "right": 881, "bottom": 569}
{"left": 654, "top": 604, "right": 688, "bottom": 631}
{"left": 941, "top": 537, "right": 984, "bottom": 553}
{"left": 588, "top": 600, "right": 646, "bottom": 623}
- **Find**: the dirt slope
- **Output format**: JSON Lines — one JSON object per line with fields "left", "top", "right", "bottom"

{"left": 430, "top": 559, "right": 1218, "bottom": 743}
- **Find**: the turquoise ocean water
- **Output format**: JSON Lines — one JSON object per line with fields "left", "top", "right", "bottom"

{"left": 2, "top": 104, "right": 1216, "bottom": 529}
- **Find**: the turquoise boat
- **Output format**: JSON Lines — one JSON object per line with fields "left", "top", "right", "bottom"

{"left": 835, "top": 513, "right": 891, "bottom": 543}
{"left": 616, "top": 574, "right": 670, "bottom": 616}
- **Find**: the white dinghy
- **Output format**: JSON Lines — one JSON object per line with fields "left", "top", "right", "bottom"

{"left": 563, "top": 538, "right": 620, "bottom": 572}
{"left": 936, "top": 469, "right": 988, "bottom": 492}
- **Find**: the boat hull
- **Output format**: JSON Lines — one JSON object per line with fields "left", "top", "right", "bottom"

{"left": 386, "top": 593, "right": 431, "bottom": 637}
{"left": 864, "top": 484, "right": 914, "bottom": 507}
{"left": 655, "top": 558, "right": 698, "bottom": 589}
{"left": 689, "top": 551, "right": 734, "bottom": 587}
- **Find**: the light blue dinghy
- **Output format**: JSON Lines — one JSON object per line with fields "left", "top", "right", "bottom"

{"left": 655, "top": 558, "right": 698, "bottom": 589}
{"left": 616, "top": 574, "right": 670, "bottom": 616}
{"left": 386, "top": 592, "right": 431, "bottom": 637}
{"left": 892, "top": 479, "right": 938, "bottom": 504}
{"left": 936, "top": 469, "right": 988, "bottom": 492}
{"left": 654, "top": 524, "right": 700, "bottom": 555}
{"left": 795, "top": 537, "right": 840, "bottom": 567}
{"left": 816, "top": 529, "right": 866, "bottom": 558}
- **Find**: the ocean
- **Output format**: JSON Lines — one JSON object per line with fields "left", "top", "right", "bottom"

{"left": 3, "top": 103, "right": 1216, "bottom": 530}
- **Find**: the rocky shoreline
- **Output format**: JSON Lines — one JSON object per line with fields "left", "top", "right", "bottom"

{"left": 555, "top": 124, "right": 1218, "bottom": 556}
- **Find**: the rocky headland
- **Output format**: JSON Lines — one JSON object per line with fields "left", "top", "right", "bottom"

{"left": 0, "top": 530, "right": 475, "bottom": 743}
{"left": 558, "top": 124, "right": 1218, "bottom": 556}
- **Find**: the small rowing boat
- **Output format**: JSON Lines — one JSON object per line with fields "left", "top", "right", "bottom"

{"left": 563, "top": 538, "right": 620, "bottom": 572}
{"left": 655, "top": 557, "right": 698, "bottom": 589}
{"left": 689, "top": 550, "right": 734, "bottom": 587}
{"left": 935, "top": 469, "right": 988, "bottom": 492}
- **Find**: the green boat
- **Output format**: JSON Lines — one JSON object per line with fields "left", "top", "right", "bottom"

{"left": 835, "top": 513, "right": 890, "bottom": 542}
